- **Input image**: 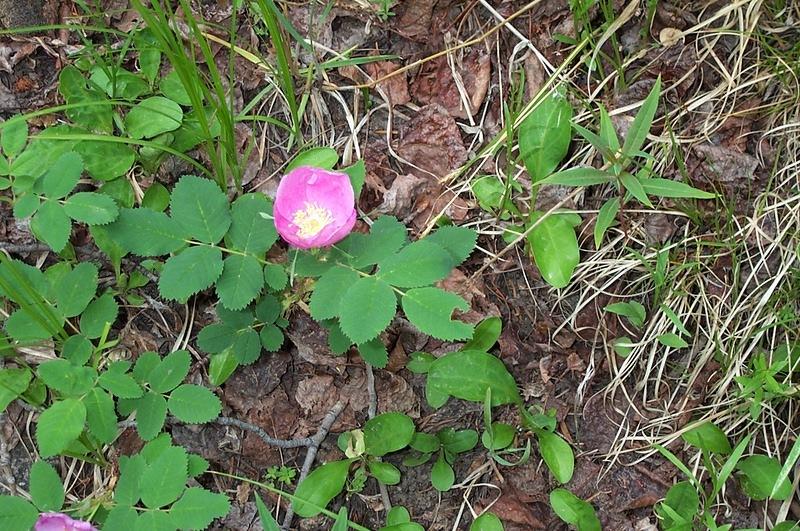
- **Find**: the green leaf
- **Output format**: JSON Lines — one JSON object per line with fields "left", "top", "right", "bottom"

{"left": 425, "top": 225, "right": 478, "bottom": 266}
{"left": 125, "top": 96, "right": 183, "bottom": 139}
{"left": 0, "top": 496, "right": 38, "bottom": 531}
{"left": 737, "top": 455, "right": 792, "bottom": 500}
{"left": 682, "top": 422, "right": 731, "bottom": 454}
{"left": 549, "top": 488, "right": 600, "bottom": 531}
{"left": 656, "top": 481, "right": 699, "bottom": 530}
{"left": 263, "top": 263, "right": 288, "bottom": 291}
{"left": 169, "top": 175, "right": 231, "bottom": 244}
{"left": 293, "top": 459, "right": 352, "bottom": 517}
{"left": 142, "top": 182, "right": 171, "bottom": 212}
{"left": 537, "top": 431, "right": 574, "bottom": 483}
{"left": 209, "top": 350, "right": 239, "bottom": 386}
{"left": 216, "top": 255, "right": 263, "bottom": 310}
{"left": 170, "top": 487, "right": 230, "bottom": 530}
{"left": 254, "top": 295, "right": 280, "bottom": 324}
{"left": 622, "top": 77, "right": 660, "bottom": 158}
{"left": 604, "top": 301, "right": 646, "bottom": 328}
{"left": 30, "top": 201, "right": 71, "bottom": 251}
{"left": 159, "top": 246, "right": 224, "bottom": 301}
{"left": 74, "top": 139, "right": 136, "bottom": 181}
{"left": 358, "top": 338, "right": 388, "bottom": 368}
{"left": 140, "top": 445, "right": 188, "bottom": 508}
{"left": 42, "top": 151, "right": 83, "bottom": 199}
{"left": 343, "top": 159, "right": 366, "bottom": 198}
{"left": 369, "top": 461, "right": 401, "bottom": 485}
{"left": 639, "top": 178, "right": 716, "bottom": 199}
{"left": 463, "top": 317, "right": 502, "bottom": 352}
{"left": 431, "top": 453, "right": 455, "bottom": 491}
{"left": 527, "top": 212, "right": 579, "bottom": 289}
{"left": 310, "top": 266, "right": 359, "bottom": 321}
{"left": 401, "top": 287, "right": 474, "bottom": 341}
{"left": 29, "top": 461, "right": 65, "bottom": 511}
{"left": 104, "top": 506, "right": 138, "bottom": 531}
{"left": 255, "top": 493, "right": 281, "bottom": 531}
{"left": 133, "top": 510, "right": 174, "bottom": 531}
{"left": 226, "top": 193, "right": 278, "bottom": 254}
{"left": 13, "top": 194, "right": 39, "bottom": 218}
{"left": 64, "top": 192, "right": 119, "bottom": 225}
{"left": 598, "top": 106, "right": 621, "bottom": 153}
{"left": 470, "top": 513, "right": 504, "bottom": 531}
{"left": 160, "top": 70, "right": 192, "bottom": 105}
{"left": 537, "top": 167, "right": 614, "bottom": 187}
{"left": 406, "top": 351, "right": 436, "bottom": 374}
{"left": 37, "top": 360, "right": 95, "bottom": 397}
{"left": 1, "top": 116, "right": 28, "bottom": 157}
{"left": 147, "top": 350, "right": 191, "bottom": 393}
{"left": 79, "top": 293, "right": 118, "bottom": 339}
{"left": 620, "top": 172, "right": 653, "bottom": 207}
{"left": 135, "top": 391, "right": 168, "bottom": 441}
{"left": 105, "top": 208, "right": 187, "bottom": 256}
{"left": 99, "top": 178, "right": 134, "bottom": 208}
{"left": 5, "top": 308, "right": 57, "bottom": 341}
{"left": 83, "top": 387, "right": 118, "bottom": 444}
{"left": 167, "top": 384, "right": 222, "bottom": 423}
{"left": 482, "top": 422, "right": 515, "bottom": 450}
{"left": 386, "top": 506, "right": 412, "bottom": 526}
{"left": 439, "top": 428, "right": 478, "bottom": 454}
{"left": 286, "top": 147, "right": 338, "bottom": 171}
{"left": 658, "top": 333, "right": 688, "bottom": 349}
{"left": 339, "top": 277, "right": 396, "bottom": 344}
{"left": 98, "top": 370, "right": 143, "bottom": 399}
{"left": 425, "top": 350, "right": 520, "bottom": 408}
{"left": 377, "top": 240, "right": 453, "bottom": 288}
{"left": 364, "top": 412, "right": 415, "bottom": 456}
{"left": 55, "top": 262, "right": 98, "bottom": 317}
{"left": 322, "top": 320, "right": 350, "bottom": 354}
{"left": 341, "top": 215, "right": 407, "bottom": 268}
{"left": 0, "top": 368, "right": 31, "bottom": 412}
{"left": 36, "top": 398, "right": 87, "bottom": 457}
{"left": 260, "top": 324, "right": 284, "bottom": 351}
{"left": 519, "top": 88, "right": 573, "bottom": 182}
{"left": 594, "top": 197, "right": 619, "bottom": 248}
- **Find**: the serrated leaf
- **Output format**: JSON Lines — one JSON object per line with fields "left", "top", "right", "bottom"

{"left": 639, "top": 178, "right": 716, "bottom": 199}
{"left": 226, "top": 193, "right": 278, "bottom": 254}
{"left": 147, "top": 350, "right": 191, "bottom": 393}
{"left": 402, "top": 287, "right": 473, "bottom": 341}
{"left": 0, "top": 368, "right": 31, "bottom": 412}
{"left": 63, "top": 192, "right": 119, "bottom": 225}
{"left": 216, "top": 255, "right": 263, "bottom": 310}
{"left": 622, "top": 77, "right": 661, "bottom": 158}
{"left": 263, "top": 263, "right": 288, "bottom": 291}
{"left": 105, "top": 208, "right": 187, "bottom": 256}
{"left": 378, "top": 240, "right": 453, "bottom": 288}
{"left": 140, "top": 445, "right": 188, "bottom": 508}
{"left": 342, "top": 215, "right": 407, "bottom": 268}
{"left": 292, "top": 459, "right": 352, "bottom": 517}
{"left": 1, "top": 115, "right": 28, "bottom": 157}
{"left": 83, "top": 387, "right": 118, "bottom": 444}
{"left": 0, "top": 496, "right": 38, "bottom": 531}
{"left": 537, "top": 430, "right": 574, "bottom": 483}
{"left": 98, "top": 370, "right": 143, "bottom": 399}
{"left": 79, "top": 293, "right": 118, "bottom": 339}
{"left": 36, "top": 398, "right": 86, "bottom": 457}
{"left": 135, "top": 391, "right": 168, "bottom": 441}
{"left": 339, "top": 277, "right": 396, "bottom": 344}
{"left": 42, "top": 151, "right": 83, "bottom": 199}
{"left": 159, "top": 246, "right": 224, "bottom": 301}
{"left": 310, "top": 266, "right": 359, "bottom": 320}
{"left": 30, "top": 201, "right": 71, "bottom": 251}
{"left": 259, "top": 324, "right": 284, "bottom": 351}
{"left": 5, "top": 307, "right": 58, "bottom": 341}
{"left": 425, "top": 225, "right": 477, "bottom": 266}
{"left": 167, "top": 384, "right": 222, "bottom": 423}
{"left": 13, "top": 194, "right": 39, "bottom": 218}
{"left": 538, "top": 167, "right": 614, "bottom": 187}
{"left": 126, "top": 96, "right": 183, "bottom": 139}
{"left": 169, "top": 175, "right": 230, "bottom": 244}
{"left": 29, "top": 461, "right": 65, "bottom": 511}
{"left": 54, "top": 262, "right": 98, "bottom": 317}
{"left": 74, "top": 138, "right": 136, "bottom": 181}
{"left": 170, "top": 487, "right": 231, "bottom": 530}
{"left": 519, "top": 88, "right": 573, "bottom": 182}
{"left": 187, "top": 454, "right": 209, "bottom": 476}
{"left": 37, "top": 359, "right": 95, "bottom": 397}
{"left": 594, "top": 197, "right": 619, "bottom": 248}
{"left": 358, "top": 338, "right": 388, "bottom": 368}
{"left": 527, "top": 212, "right": 579, "bottom": 289}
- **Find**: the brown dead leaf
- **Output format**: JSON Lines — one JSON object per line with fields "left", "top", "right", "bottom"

{"left": 484, "top": 485, "right": 545, "bottom": 528}
{"left": 375, "top": 173, "right": 428, "bottom": 219}
{"left": 365, "top": 60, "right": 410, "bottom": 106}
{"left": 286, "top": 312, "right": 348, "bottom": 369}
{"left": 395, "top": 0, "right": 438, "bottom": 39}
{"left": 375, "top": 372, "right": 420, "bottom": 418}
{"left": 693, "top": 144, "right": 759, "bottom": 185}
{"left": 396, "top": 104, "right": 467, "bottom": 179}
{"left": 411, "top": 49, "right": 491, "bottom": 119}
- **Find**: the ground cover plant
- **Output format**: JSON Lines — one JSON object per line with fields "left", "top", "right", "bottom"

{"left": 0, "top": 0, "right": 798, "bottom": 530}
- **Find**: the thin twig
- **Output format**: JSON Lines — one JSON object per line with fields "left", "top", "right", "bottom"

{"left": 0, "top": 243, "right": 51, "bottom": 254}
{"left": 365, "top": 365, "right": 392, "bottom": 515}
{"left": 215, "top": 417, "right": 314, "bottom": 449}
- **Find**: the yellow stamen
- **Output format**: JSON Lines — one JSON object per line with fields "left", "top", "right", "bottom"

{"left": 292, "top": 202, "right": 334, "bottom": 239}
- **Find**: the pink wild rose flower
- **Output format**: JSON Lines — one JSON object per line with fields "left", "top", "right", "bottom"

{"left": 273, "top": 166, "right": 357, "bottom": 249}
{"left": 35, "top": 513, "right": 97, "bottom": 531}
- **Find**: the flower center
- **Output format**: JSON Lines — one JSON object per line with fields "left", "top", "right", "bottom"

{"left": 292, "top": 202, "right": 334, "bottom": 239}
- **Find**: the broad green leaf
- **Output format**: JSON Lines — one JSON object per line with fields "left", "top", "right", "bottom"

{"left": 5, "top": 307, "right": 58, "bottom": 341}
{"left": 656, "top": 481, "right": 699, "bottom": 530}
{"left": 74, "top": 139, "right": 136, "bottom": 181}
{"left": 339, "top": 277, "right": 396, "bottom": 344}
{"left": 519, "top": 89, "right": 573, "bottom": 182}
{"left": 36, "top": 398, "right": 86, "bottom": 457}
{"left": 12, "top": 125, "right": 78, "bottom": 179}
{"left": 537, "top": 431, "right": 574, "bottom": 483}
{"left": 658, "top": 333, "right": 688, "bottom": 349}
{"left": 187, "top": 455, "right": 210, "bottom": 476}
{"left": 209, "top": 350, "right": 239, "bottom": 386}
{"left": 255, "top": 493, "right": 281, "bottom": 531}
{"left": 1, "top": 116, "right": 28, "bottom": 157}
{"left": 0, "top": 496, "right": 38, "bottom": 531}
{"left": 167, "top": 384, "right": 222, "bottom": 423}
{"left": 406, "top": 351, "right": 435, "bottom": 374}
{"left": 369, "top": 461, "right": 401, "bottom": 485}
{"left": 37, "top": 360, "right": 95, "bottom": 397}
{"left": 425, "top": 225, "right": 478, "bottom": 266}
{"left": 79, "top": 293, "right": 118, "bottom": 339}
{"left": 216, "top": 255, "right": 263, "bottom": 310}
{"left": 0, "top": 368, "right": 31, "bottom": 412}
{"left": 125, "top": 96, "right": 183, "bottom": 139}
{"left": 604, "top": 301, "right": 646, "bottom": 328}
{"left": 103, "top": 506, "right": 138, "bottom": 531}
{"left": 463, "top": 317, "right": 502, "bottom": 351}
{"left": 364, "top": 412, "right": 415, "bottom": 456}
{"left": 612, "top": 336, "right": 635, "bottom": 357}
{"left": 13, "top": 194, "right": 39, "bottom": 218}
{"left": 254, "top": 295, "right": 280, "bottom": 324}
{"left": 639, "top": 178, "right": 716, "bottom": 199}
{"left": 286, "top": 147, "right": 338, "bottom": 171}
{"left": 682, "top": 422, "right": 731, "bottom": 454}
{"left": 343, "top": 159, "right": 366, "bottom": 198}
{"left": 104, "top": 208, "right": 187, "bottom": 256}
{"left": 142, "top": 182, "right": 170, "bottom": 212}
{"left": 537, "top": 167, "right": 614, "bottom": 187}
{"left": 169, "top": 175, "right": 231, "bottom": 244}
{"left": 470, "top": 513, "right": 504, "bottom": 531}
{"left": 83, "top": 387, "right": 118, "bottom": 444}
{"left": 341, "top": 215, "right": 407, "bottom": 268}
{"left": 140, "top": 445, "right": 188, "bottom": 508}
{"left": 482, "top": 422, "right": 515, "bottom": 451}
{"left": 159, "top": 246, "right": 224, "bottom": 301}
{"left": 98, "top": 370, "right": 143, "bottom": 399}
{"left": 620, "top": 172, "right": 653, "bottom": 207}
{"left": 737, "top": 455, "right": 792, "bottom": 500}
{"left": 263, "top": 263, "right": 288, "bottom": 291}
{"left": 259, "top": 324, "right": 284, "bottom": 351}
{"left": 773, "top": 522, "right": 800, "bottom": 531}
{"left": 42, "top": 151, "right": 83, "bottom": 199}
{"left": 358, "top": 338, "right": 388, "bottom": 368}
{"left": 55, "top": 262, "right": 98, "bottom": 317}
{"left": 425, "top": 350, "right": 520, "bottom": 408}
{"left": 63, "top": 192, "right": 119, "bottom": 225}
{"left": 322, "top": 319, "right": 350, "bottom": 354}
{"left": 332, "top": 507, "right": 349, "bottom": 531}
{"left": 89, "top": 67, "right": 149, "bottom": 99}
{"left": 226, "top": 193, "right": 278, "bottom": 254}
{"left": 29, "top": 461, "right": 64, "bottom": 511}
{"left": 438, "top": 428, "right": 479, "bottom": 454}
{"left": 147, "top": 350, "right": 191, "bottom": 393}
{"left": 133, "top": 511, "right": 174, "bottom": 531}
{"left": 30, "top": 201, "right": 71, "bottom": 251}
{"left": 549, "top": 488, "right": 600, "bottom": 531}
{"left": 410, "top": 432, "right": 439, "bottom": 453}
{"left": 527, "top": 212, "right": 579, "bottom": 289}
{"left": 378, "top": 240, "right": 453, "bottom": 288}
{"left": 171, "top": 487, "right": 231, "bottom": 530}
{"left": 135, "top": 391, "right": 168, "bottom": 441}
{"left": 386, "top": 506, "right": 412, "bottom": 525}
{"left": 160, "top": 70, "right": 192, "bottom": 105}
{"left": 431, "top": 453, "right": 454, "bottom": 491}
{"left": 293, "top": 459, "right": 352, "bottom": 517}
{"left": 58, "top": 67, "right": 113, "bottom": 132}
{"left": 132, "top": 351, "right": 161, "bottom": 383}
{"left": 402, "top": 287, "right": 474, "bottom": 341}
{"left": 594, "top": 197, "right": 619, "bottom": 248}
{"left": 99, "top": 177, "right": 134, "bottom": 208}
{"left": 622, "top": 77, "right": 661, "bottom": 158}
{"left": 310, "top": 266, "right": 359, "bottom": 321}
